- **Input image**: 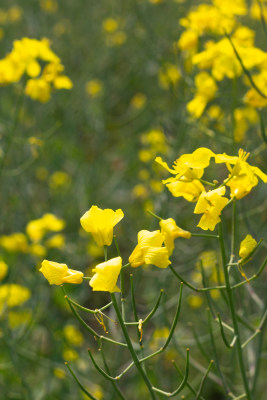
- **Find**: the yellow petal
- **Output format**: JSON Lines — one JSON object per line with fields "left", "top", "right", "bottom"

{"left": 144, "top": 246, "right": 170, "bottom": 268}
{"left": 239, "top": 234, "right": 257, "bottom": 259}
{"left": 90, "top": 257, "right": 122, "bottom": 292}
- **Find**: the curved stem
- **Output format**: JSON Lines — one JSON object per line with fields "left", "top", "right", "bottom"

{"left": 111, "top": 293, "right": 157, "bottom": 400}
{"left": 65, "top": 362, "right": 98, "bottom": 400}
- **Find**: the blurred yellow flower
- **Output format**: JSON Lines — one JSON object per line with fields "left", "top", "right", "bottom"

{"left": 102, "top": 18, "right": 119, "bottom": 33}
{"left": 40, "top": 260, "right": 84, "bottom": 285}
{"left": 0, "top": 37, "right": 72, "bottom": 102}
{"left": 80, "top": 205, "right": 124, "bottom": 247}
{"left": 29, "top": 243, "right": 47, "bottom": 257}
{"left": 160, "top": 218, "right": 191, "bottom": 255}
{"left": 130, "top": 93, "right": 147, "bottom": 109}
{"left": 129, "top": 230, "right": 170, "bottom": 268}
{"left": 45, "top": 234, "right": 65, "bottom": 249}
{"left": 85, "top": 79, "right": 103, "bottom": 98}
{"left": 63, "top": 324, "right": 84, "bottom": 346}
{"left": 0, "top": 284, "right": 31, "bottom": 310}
{"left": 8, "top": 310, "right": 32, "bottom": 328}
{"left": 25, "top": 78, "right": 52, "bottom": 102}
{"left": 158, "top": 63, "right": 181, "bottom": 90}
{"left": 0, "top": 233, "right": 28, "bottom": 252}
{"left": 187, "top": 72, "right": 218, "bottom": 118}
{"left": 40, "top": 0, "right": 58, "bottom": 13}
{"left": 53, "top": 367, "right": 66, "bottom": 379}
{"left": 90, "top": 257, "right": 122, "bottom": 292}
{"left": 194, "top": 187, "right": 228, "bottom": 231}
{"left": 0, "top": 260, "right": 8, "bottom": 281}
{"left": 49, "top": 171, "right": 71, "bottom": 189}
{"left": 26, "top": 213, "right": 65, "bottom": 243}
{"left": 187, "top": 295, "right": 203, "bottom": 309}
{"left": 239, "top": 234, "right": 257, "bottom": 260}
{"left": 63, "top": 348, "right": 79, "bottom": 361}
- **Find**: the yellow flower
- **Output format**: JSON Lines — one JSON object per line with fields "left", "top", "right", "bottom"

{"left": 130, "top": 93, "right": 147, "bottom": 109}
{"left": 0, "top": 260, "right": 8, "bottom": 281}
{"left": 26, "top": 213, "right": 65, "bottom": 242}
{"left": 85, "top": 79, "right": 103, "bottom": 98}
{"left": 215, "top": 149, "right": 267, "bottom": 199}
{"left": 39, "top": 260, "right": 83, "bottom": 285}
{"left": 159, "top": 218, "right": 191, "bottom": 255}
{"left": 25, "top": 78, "right": 51, "bottom": 102}
{"left": 165, "top": 178, "right": 205, "bottom": 202}
{"left": 194, "top": 187, "right": 229, "bottom": 231}
{"left": 156, "top": 148, "right": 214, "bottom": 201}
{"left": 102, "top": 18, "right": 119, "bottom": 33}
{"left": 0, "top": 233, "right": 28, "bottom": 252}
{"left": 89, "top": 257, "right": 122, "bottom": 293}
{"left": 80, "top": 206, "right": 124, "bottom": 247}
{"left": 187, "top": 72, "right": 218, "bottom": 118}
{"left": 239, "top": 234, "right": 257, "bottom": 260}
{"left": 63, "top": 324, "right": 84, "bottom": 346}
{"left": 0, "top": 284, "right": 31, "bottom": 310}
{"left": 158, "top": 63, "right": 181, "bottom": 90}
{"left": 129, "top": 230, "right": 170, "bottom": 268}
{"left": 45, "top": 234, "right": 65, "bottom": 249}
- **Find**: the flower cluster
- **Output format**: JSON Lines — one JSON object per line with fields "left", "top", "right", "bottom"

{"left": 157, "top": 147, "right": 267, "bottom": 230}
{"left": 0, "top": 213, "right": 65, "bottom": 257}
{"left": 0, "top": 37, "right": 73, "bottom": 102}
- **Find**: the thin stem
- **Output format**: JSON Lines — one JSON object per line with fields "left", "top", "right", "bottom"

{"left": 65, "top": 362, "right": 98, "bottom": 400}
{"left": 114, "top": 235, "right": 125, "bottom": 320}
{"left": 241, "top": 309, "right": 267, "bottom": 349}
{"left": 219, "top": 222, "right": 252, "bottom": 400}
{"left": 104, "top": 245, "right": 108, "bottom": 262}
{"left": 199, "top": 179, "right": 216, "bottom": 187}
{"left": 217, "top": 313, "right": 232, "bottom": 349}
{"left": 169, "top": 264, "right": 226, "bottom": 292}
{"left": 111, "top": 293, "right": 157, "bottom": 400}
{"left": 191, "top": 233, "right": 219, "bottom": 239}
{"left": 232, "top": 256, "right": 267, "bottom": 289}
{"left": 63, "top": 290, "right": 127, "bottom": 347}
{"left": 98, "top": 341, "right": 126, "bottom": 400}
{"left": 130, "top": 274, "right": 142, "bottom": 346}
{"left": 225, "top": 31, "right": 267, "bottom": 99}
{"left": 146, "top": 209, "right": 162, "bottom": 221}
{"left": 207, "top": 308, "right": 230, "bottom": 394}
{"left": 162, "top": 282, "right": 183, "bottom": 350}
{"left": 143, "top": 289, "right": 164, "bottom": 324}
{"left": 200, "top": 261, "right": 215, "bottom": 318}
{"left": 152, "top": 349, "right": 190, "bottom": 397}
{"left": 195, "top": 360, "right": 214, "bottom": 400}
{"left": 65, "top": 295, "right": 112, "bottom": 314}
{"left": 172, "top": 360, "right": 206, "bottom": 400}
{"left": 88, "top": 350, "right": 119, "bottom": 381}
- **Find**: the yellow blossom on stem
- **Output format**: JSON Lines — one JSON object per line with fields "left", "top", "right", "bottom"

{"left": 0, "top": 284, "right": 31, "bottom": 310}
{"left": 194, "top": 187, "right": 229, "bottom": 231}
{"left": 39, "top": 260, "right": 83, "bottom": 285}
{"left": 159, "top": 218, "right": 191, "bottom": 255}
{"left": 80, "top": 206, "right": 124, "bottom": 247}
{"left": 239, "top": 234, "right": 257, "bottom": 260}
{"left": 129, "top": 230, "right": 170, "bottom": 268}
{"left": 89, "top": 256, "right": 122, "bottom": 293}
{"left": 215, "top": 149, "right": 267, "bottom": 199}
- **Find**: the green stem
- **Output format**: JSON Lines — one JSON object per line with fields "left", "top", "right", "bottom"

{"left": 152, "top": 349, "right": 190, "bottom": 397}
{"left": 146, "top": 209, "right": 162, "bottom": 221}
{"left": 191, "top": 233, "right": 219, "bottom": 239}
{"left": 207, "top": 308, "right": 230, "bottom": 394}
{"left": 143, "top": 289, "right": 164, "bottom": 324}
{"left": 111, "top": 293, "right": 157, "bottom": 400}
{"left": 65, "top": 295, "right": 112, "bottom": 314}
{"left": 218, "top": 222, "right": 252, "bottom": 400}
{"left": 114, "top": 235, "right": 125, "bottom": 320}
{"left": 162, "top": 282, "right": 183, "bottom": 350}
{"left": 169, "top": 264, "right": 226, "bottom": 292}
{"left": 195, "top": 360, "right": 214, "bottom": 400}
{"left": 217, "top": 313, "right": 232, "bottom": 349}
{"left": 65, "top": 362, "right": 98, "bottom": 400}
{"left": 63, "top": 289, "right": 127, "bottom": 347}
{"left": 130, "top": 274, "right": 142, "bottom": 346}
